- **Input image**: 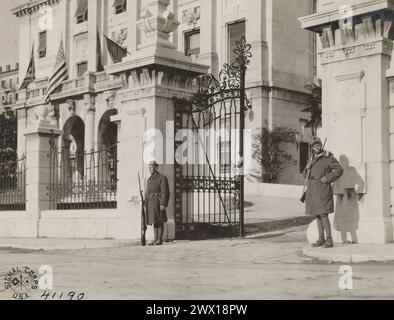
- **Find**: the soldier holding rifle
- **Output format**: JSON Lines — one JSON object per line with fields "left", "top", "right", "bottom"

{"left": 140, "top": 161, "right": 170, "bottom": 246}
{"left": 302, "top": 137, "right": 343, "bottom": 248}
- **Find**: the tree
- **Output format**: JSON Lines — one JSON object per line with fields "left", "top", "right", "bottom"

{"left": 0, "top": 110, "right": 17, "bottom": 173}
{"left": 252, "top": 126, "right": 297, "bottom": 183}
{"left": 303, "top": 81, "right": 322, "bottom": 136}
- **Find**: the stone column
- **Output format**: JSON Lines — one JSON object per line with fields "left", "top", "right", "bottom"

{"left": 84, "top": 94, "right": 96, "bottom": 153}
{"left": 386, "top": 70, "right": 394, "bottom": 218}
{"left": 199, "top": 0, "right": 219, "bottom": 76}
{"left": 25, "top": 105, "right": 62, "bottom": 237}
{"left": 88, "top": 0, "right": 102, "bottom": 72}
{"left": 246, "top": 0, "right": 268, "bottom": 86}
{"left": 300, "top": 1, "right": 394, "bottom": 244}
{"left": 127, "top": 0, "right": 139, "bottom": 53}
{"left": 106, "top": 0, "right": 209, "bottom": 240}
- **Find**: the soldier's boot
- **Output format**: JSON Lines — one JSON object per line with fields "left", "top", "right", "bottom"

{"left": 322, "top": 215, "right": 334, "bottom": 248}
{"left": 312, "top": 216, "right": 325, "bottom": 247}
{"left": 312, "top": 238, "right": 325, "bottom": 247}
{"left": 148, "top": 227, "right": 158, "bottom": 246}
{"left": 155, "top": 224, "right": 164, "bottom": 246}
{"left": 323, "top": 238, "right": 334, "bottom": 248}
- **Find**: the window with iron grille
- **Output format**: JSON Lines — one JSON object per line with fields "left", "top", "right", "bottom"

{"left": 75, "top": 0, "right": 88, "bottom": 24}
{"left": 77, "top": 61, "right": 88, "bottom": 77}
{"left": 38, "top": 31, "right": 47, "bottom": 58}
{"left": 113, "top": 0, "right": 127, "bottom": 14}
{"left": 184, "top": 29, "right": 200, "bottom": 59}
{"left": 300, "top": 142, "right": 309, "bottom": 173}
{"left": 228, "top": 20, "right": 246, "bottom": 65}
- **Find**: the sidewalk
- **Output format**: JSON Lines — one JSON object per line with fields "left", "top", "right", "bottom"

{"left": 303, "top": 243, "right": 394, "bottom": 263}
{"left": 0, "top": 195, "right": 310, "bottom": 251}
{"left": 244, "top": 195, "right": 312, "bottom": 234}
{"left": 0, "top": 238, "right": 138, "bottom": 251}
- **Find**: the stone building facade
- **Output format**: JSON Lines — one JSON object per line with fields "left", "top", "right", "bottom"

{"left": 0, "top": 0, "right": 315, "bottom": 240}
{"left": 0, "top": 63, "right": 19, "bottom": 112}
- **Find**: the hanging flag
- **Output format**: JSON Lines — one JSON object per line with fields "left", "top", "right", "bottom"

{"left": 97, "top": 31, "right": 104, "bottom": 72}
{"left": 19, "top": 44, "right": 36, "bottom": 91}
{"left": 105, "top": 35, "right": 127, "bottom": 64}
{"left": 44, "top": 39, "right": 68, "bottom": 102}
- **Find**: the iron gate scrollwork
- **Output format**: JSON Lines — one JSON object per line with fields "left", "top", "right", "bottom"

{"left": 174, "top": 37, "right": 252, "bottom": 238}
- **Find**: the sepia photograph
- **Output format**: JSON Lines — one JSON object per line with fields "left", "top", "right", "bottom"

{"left": 0, "top": 0, "right": 394, "bottom": 305}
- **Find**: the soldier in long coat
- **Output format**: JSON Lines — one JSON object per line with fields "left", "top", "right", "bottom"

{"left": 145, "top": 161, "right": 170, "bottom": 246}
{"left": 304, "top": 137, "right": 344, "bottom": 248}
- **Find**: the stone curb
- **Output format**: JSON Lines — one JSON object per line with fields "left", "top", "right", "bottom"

{"left": 0, "top": 240, "right": 140, "bottom": 251}
{"left": 245, "top": 216, "right": 313, "bottom": 235}
{"left": 303, "top": 246, "right": 394, "bottom": 263}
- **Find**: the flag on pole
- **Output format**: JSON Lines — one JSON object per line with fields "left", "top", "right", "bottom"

{"left": 19, "top": 44, "right": 36, "bottom": 91}
{"left": 97, "top": 31, "right": 104, "bottom": 72}
{"left": 44, "top": 39, "right": 68, "bottom": 102}
{"left": 104, "top": 35, "right": 127, "bottom": 63}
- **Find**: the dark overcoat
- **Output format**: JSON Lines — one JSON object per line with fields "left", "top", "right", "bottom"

{"left": 144, "top": 171, "right": 170, "bottom": 226}
{"left": 304, "top": 150, "right": 343, "bottom": 216}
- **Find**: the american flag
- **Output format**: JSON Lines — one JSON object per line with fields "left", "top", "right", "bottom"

{"left": 44, "top": 39, "right": 68, "bottom": 102}
{"left": 19, "top": 44, "right": 36, "bottom": 91}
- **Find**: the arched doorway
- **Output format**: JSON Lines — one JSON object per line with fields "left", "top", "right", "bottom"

{"left": 97, "top": 110, "right": 118, "bottom": 187}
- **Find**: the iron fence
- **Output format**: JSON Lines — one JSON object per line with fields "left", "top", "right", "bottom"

{"left": 0, "top": 157, "right": 26, "bottom": 211}
{"left": 49, "top": 136, "right": 118, "bottom": 210}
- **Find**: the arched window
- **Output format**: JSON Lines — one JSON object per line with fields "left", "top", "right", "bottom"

{"left": 97, "top": 110, "right": 118, "bottom": 186}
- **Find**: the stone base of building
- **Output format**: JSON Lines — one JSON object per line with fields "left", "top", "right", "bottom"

{"left": 307, "top": 215, "right": 394, "bottom": 244}
{"left": 0, "top": 212, "right": 38, "bottom": 238}
{"left": 0, "top": 210, "right": 176, "bottom": 241}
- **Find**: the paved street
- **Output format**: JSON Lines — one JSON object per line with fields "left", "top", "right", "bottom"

{"left": 1, "top": 226, "right": 394, "bottom": 300}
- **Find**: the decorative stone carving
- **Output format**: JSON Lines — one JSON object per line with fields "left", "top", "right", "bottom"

{"left": 319, "top": 18, "right": 393, "bottom": 49}
{"left": 137, "top": 0, "right": 180, "bottom": 48}
{"left": 48, "top": 103, "right": 60, "bottom": 127}
{"left": 112, "top": 28, "right": 128, "bottom": 48}
{"left": 66, "top": 99, "right": 76, "bottom": 116}
{"left": 83, "top": 94, "right": 95, "bottom": 113}
{"left": 35, "top": 104, "right": 49, "bottom": 124}
{"left": 182, "top": 7, "right": 200, "bottom": 27}
{"left": 104, "top": 90, "right": 117, "bottom": 109}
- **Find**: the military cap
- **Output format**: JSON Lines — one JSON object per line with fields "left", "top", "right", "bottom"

{"left": 310, "top": 136, "right": 323, "bottom": 147}
{"left": 148, "top": 160, "right": 159, "bottom": 167}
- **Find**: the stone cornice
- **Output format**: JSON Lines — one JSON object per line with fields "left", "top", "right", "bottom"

{"left": 320, "top": 38, "right": 393, "bottom": 64}
{"left": 299, "top": 0, "right": 394, "bottom": 32}
{"left": 106, "top": 46, "right": 209, "bottom": 77}
{"left": 12, "top": 0, "right": 60, "bottom": 18}
{"left": 118, "top": 67, "right": 197, "bottom": 102}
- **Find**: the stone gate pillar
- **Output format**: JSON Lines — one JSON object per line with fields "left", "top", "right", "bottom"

{"left": 300, "top": 0, "right": 394, "bottom": 244}
{"left": 25, "top": 105, "right": 62, "bottom": 237}
{"left": 106, "top": 0, "right": 209, "bottom": 240}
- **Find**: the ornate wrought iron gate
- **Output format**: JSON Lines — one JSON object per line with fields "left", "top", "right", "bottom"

{"left": 174, "top": 38, "right": 251, "bottom": 239}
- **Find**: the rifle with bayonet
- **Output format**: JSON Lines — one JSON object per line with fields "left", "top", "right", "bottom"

{"left": 138, "top": 172, "right": 147, "bottom": 246}
{"left": 300, "top": 138, "right": 327, "bottom": 203}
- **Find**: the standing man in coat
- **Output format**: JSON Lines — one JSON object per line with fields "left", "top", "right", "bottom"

{"left": 145, "top": 161, "right": 170, "bottom": 246}
{"left": 304, "top": 137, "right": 344, "bottom": 248}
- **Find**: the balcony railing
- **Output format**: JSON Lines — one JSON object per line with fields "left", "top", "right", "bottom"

{"left": 21, "top": 72, "right": 122, "bottom": 103}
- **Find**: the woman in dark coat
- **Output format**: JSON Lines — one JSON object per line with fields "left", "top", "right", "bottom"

{"left": 304, "top": 137, "right": 344, "bottom": 248}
